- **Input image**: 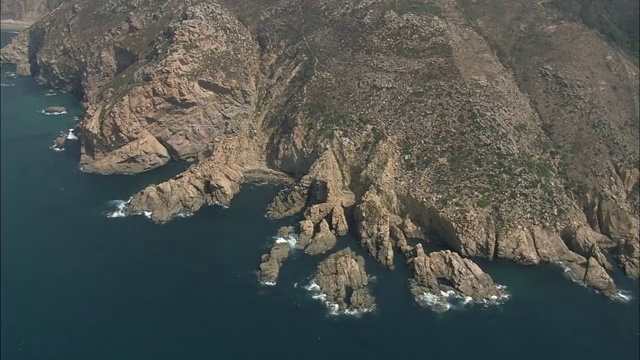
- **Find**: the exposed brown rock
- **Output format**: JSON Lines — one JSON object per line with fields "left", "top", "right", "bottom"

{"left": 304, "top": 219, "right": 337, "bottom": 256}
{"left": 2, "top": 0, "right": 637, "bottom": 302}
{"left": 312, "top": 248, "right": 375, "bottom": 313}
{"left": 54, "top": 134, "right": 66, "bottom": 149}
{"left": 258, "top": 242, "right": 290, "bottom": 285}
{"left": 409, "top": 245, "right": 508, "bottom": 310}
{"left": 583, "top": 257, "right": 618, "bottom": 297}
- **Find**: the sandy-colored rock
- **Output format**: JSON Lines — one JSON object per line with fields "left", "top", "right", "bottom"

{"left": 312, "top": 248, "right": 375, "bottom": 312}
{"left": 583, "top": 257, "right": 617, "bottom": 297}
{"left": 304, "top": 219, "right": 337, "bottom": 255}
{"left": 409, "top": 246, "right": 507, "bottom": 303}
{"left": 2, "top": 0, "right": 638, "bottom": 302}
{"left": 258, "top": 243, "right": 291, "bottom": 284}
{"left": 330, "top": 205, "right": 348, "bottom": 236}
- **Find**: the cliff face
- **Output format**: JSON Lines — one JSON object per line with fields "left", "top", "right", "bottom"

{"left": 1, "top": 0, "right": 638, "bottom": 302}
{"left": 1, "top": 0, "right": 66, "bottom": 22}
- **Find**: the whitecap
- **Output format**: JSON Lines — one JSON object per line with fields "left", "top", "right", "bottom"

{"left": 66, "top": 129, "right": 79, "bottom": 140}
{"left": 176, "top": 211, "right": 194, "bottom": 218}
{"left": 39, "top": 109, "right": 67, "bottom": 116}
{"left": 143, "top": 211, "right": 153, "bottom": 219}
{"left": 416, "top": 284, "right": 510, "bottom": 312}
{"left": 105, "top": 198, "right": 133, "bottom": 218}
{"left": 274, "top": 234, "right": 297, "bottom": 248}
{"left": 614, "top": 290, "right": 633, "bottom": 303}
{"left": 304, "top": 280, "right": 373, "bottom": 317}
{"left": 49, "top": 143, "right": 64, "bottom": 152}
{"left": 261, "top": 281, "right": 276, "bottom": 286}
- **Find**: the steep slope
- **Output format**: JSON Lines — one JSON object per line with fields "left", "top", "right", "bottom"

{"left": 1, "top": 0, "right": 638, "bottom": 301}
{"left": 1, "top": 0, "right": 66, "bottom": 23}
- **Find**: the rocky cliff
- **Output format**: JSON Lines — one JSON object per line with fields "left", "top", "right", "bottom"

{"left": 1, "top": 0, "right": 638, "bottom": 305}
{"left": 1, "top": 0, "right": 66, "bottom": 23}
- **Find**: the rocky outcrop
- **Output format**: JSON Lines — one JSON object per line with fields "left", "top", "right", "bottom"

{"left": 41, "top": 106, "right": 67, "bottom": 115}
{"left": 2, "top": 0, "right": 638, "bottom": 303}
{"left": 257, "top": 227, "right": 296, "bottom": 285}
{"left": 409, "top": 245, "right": 508, "bottom": 311}
{"left": 304, "top": 219, "right": 337, "bottom": 255}
{"left": 311, "top": 248, "right": 375, "bottom": 313}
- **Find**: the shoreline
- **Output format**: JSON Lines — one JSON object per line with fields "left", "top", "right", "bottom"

{"left": 1, "top": 19, "right": 32, "bottom": 32}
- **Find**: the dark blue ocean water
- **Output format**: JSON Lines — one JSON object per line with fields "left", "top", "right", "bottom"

{"left": 1, "top": 31, "right": 638, "bottom": 360}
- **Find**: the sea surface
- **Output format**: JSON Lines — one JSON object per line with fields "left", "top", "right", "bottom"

{"left": 1, "top": 31, "right": 639, "bottom": 360}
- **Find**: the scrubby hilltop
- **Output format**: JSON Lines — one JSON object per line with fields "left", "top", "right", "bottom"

{"left": 1, "top": 0, "right": 638, "bottom": 304}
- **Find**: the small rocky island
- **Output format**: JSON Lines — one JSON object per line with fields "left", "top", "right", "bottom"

{"left": 41, "top": 106, "right": 67, "bottom": 115}
{"left": 309, "top": 248, "right": 375, "bottom": 315}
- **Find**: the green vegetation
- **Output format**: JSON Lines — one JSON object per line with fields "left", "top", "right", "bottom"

{"left": 476, "top": 198, "right": 491, "bottom": 208}
{"left": 546, "top": 0, "right": 639, "bottom": 60}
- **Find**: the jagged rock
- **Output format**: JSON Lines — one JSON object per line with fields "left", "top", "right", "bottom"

{"left": 2, "top": 0, "right": 638, "bottom": 304}
{"left": 276, "top": 226, "right": 295, "bottom": 238}
{"left": 355, "top": 189, "right": 394, "bottom": 269}
{"left": 305, "top": 202, "right": 333, "bottom": 224}
{"left": 312, "top": 248, "right": 375, "bottom": 312}
{"left": 126, "top": 159, "right": 244, "bottom": 223}
{"left": 599, "top": 200, "right": 639, "bottom": 242}
{"left": 583, "top": 257, "right": 617, "bottom": 297}
{"left": 409, "top": 246, "right": 508, "bottom": 304}
{"left": 304, "top": 219, "right": 337, "bottom": 255}
{"left": 330, "top": 205, "right": 349, "bottom": 236}
{"left": 257, "top": 243, "right": 290, "bottom": 285}
{"left": 618, "top": 238, "right": 640, "bottom": 278}
{"left": 562, "top": 225, "right": 616, "bottom": 270}
{"left": 400, "top": 218, "right": 424, "bottom": 240}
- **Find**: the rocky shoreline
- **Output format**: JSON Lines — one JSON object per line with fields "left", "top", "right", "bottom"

{"left": 1, "top": 0, "right": 637, "bottom": 314}
{"left": 0, "top": 19, "right": 31, "bottom": 32}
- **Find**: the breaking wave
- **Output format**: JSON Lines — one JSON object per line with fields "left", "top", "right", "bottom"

{"left": 39, "top": 109, "right": 67, "bottom": 116}
{"left": 105, "top": 198, "right": 132, "bottom": 218}
{"left": 415, "top": 285, "right": 511, "bottom": 313}
{"left": 66, "top": 129, "right": 79, "bottom": 140}
{"left": 275, "top": 234, "right": 297, "bottom": 248}
{"left": 614, "top": 290, "right": 633, "bottom": 303}
{"left": 49, "top": 143, "right": 64, "bottom": 152}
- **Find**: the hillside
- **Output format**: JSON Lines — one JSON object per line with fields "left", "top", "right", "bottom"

{"left": 1, "top": 0, "right": 638, "bottom": 306}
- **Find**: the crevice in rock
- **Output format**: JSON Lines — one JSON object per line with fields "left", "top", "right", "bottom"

{"left": 113, "top": 46, "right": 139, "bottom": 75}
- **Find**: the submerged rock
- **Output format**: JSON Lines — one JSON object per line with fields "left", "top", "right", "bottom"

{"left": 312, "top": 248, "right": 375, "bottom": 313}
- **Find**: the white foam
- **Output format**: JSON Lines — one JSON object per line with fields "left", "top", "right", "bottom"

{"left": 49, "top": 143, "right": 64, "bottom": 152}
{"left": 66, "top": 129, "right": 79, "bottom": 140}
{"left": 105, "top": 198, "right": 132, "bottom": 218}
{"left": 176, "top": 211, "right": 194, "bottom": 218}
{"left": 73, "top": 116, "right": 80, "bottom": 122}
{"left": 45, "top": 91, "right": 57, "bottom": 97}
{"left": 614, "top": 290, "right": 633, "bottom": 303}
{"left": 274, "top": 234, "right": 297, "bottom": 248}
{"left": 0, "top": 83, "right": 15, "bottom": 87}
{"left": 304, "top": 280, "right": 374, "bottom": 317}
{"left": 211, "top": 202, "right": 229, "bottom": 209}
{"left": 143, "top": 211, "right": 153, "bottom": 219}
{"left": 261, "top": 281, "right": 276, "bottom": 286}
{"left": 416, "top": 284, "right": 510, "bottom": 312}
{"left": 39, "top": 109, "right": 67, "bottom": 116}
